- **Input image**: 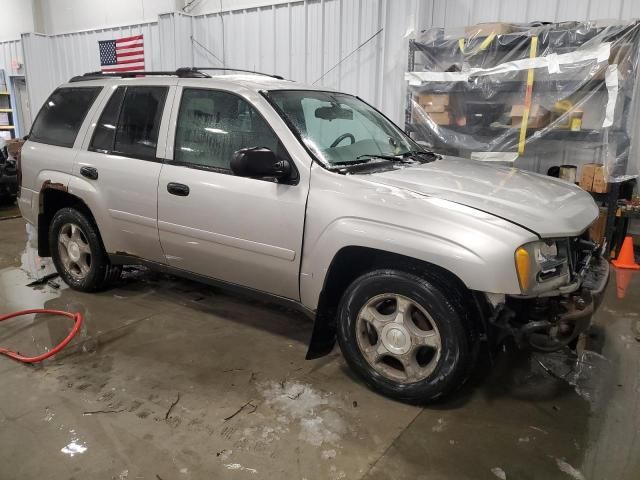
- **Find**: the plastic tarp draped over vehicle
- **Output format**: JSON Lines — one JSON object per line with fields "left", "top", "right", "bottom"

{"left": 404, "top": 20, "right": 640, "bottom": 182}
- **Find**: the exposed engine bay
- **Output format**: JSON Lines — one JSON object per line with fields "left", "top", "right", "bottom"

{"left": 490, "top": 238, "right": 610, "bottom": 352}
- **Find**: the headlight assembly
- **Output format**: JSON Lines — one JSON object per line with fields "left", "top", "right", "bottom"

{"left": 515, "top": 240, "right": 570, "bottom": 294}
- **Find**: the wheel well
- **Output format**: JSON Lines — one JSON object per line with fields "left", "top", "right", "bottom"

{"left": 306, "top": 246, "right": 486, "bottom": 359}
{"left": 37, "top": 189, "right": 94, "bottom": 257}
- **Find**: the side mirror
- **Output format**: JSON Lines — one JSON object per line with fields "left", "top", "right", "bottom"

{"left": 231, "top": 147, "right": 291, "bottom": 181}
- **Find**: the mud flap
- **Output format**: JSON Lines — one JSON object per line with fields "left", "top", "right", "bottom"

{"left": 305, "top": 311, "right": 337, "bottom": 360}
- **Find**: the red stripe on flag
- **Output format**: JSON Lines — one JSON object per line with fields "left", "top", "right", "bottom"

{"left": 117, "top": 50, "right": 144, "bottom": 58}
{"left": 116, "top": 42, "right": 144, "bottom": 50}
{"left": 115, "top": 34, "right": 143, "bottom": 44}
{"left": 102, "top": 65, "right": 145, "bottom": 72}
{"left": 111, "top": 57, "right": 145, "bottom": 65}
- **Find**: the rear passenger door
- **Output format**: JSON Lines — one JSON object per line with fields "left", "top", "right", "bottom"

{"left": 71, "top": 80, "right": 176, "bottom": 263}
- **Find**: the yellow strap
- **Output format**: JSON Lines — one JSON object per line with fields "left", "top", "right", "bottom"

{"left": 517, "top": 36, "right": 539, "bottom": 155}
{"left": 458, "top": 32, "right": 496, "bottom": 56}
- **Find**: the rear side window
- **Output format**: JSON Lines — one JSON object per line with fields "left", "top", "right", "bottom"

{"left": 30, "top": 87, "right": 102, "bottom": 148}
{"left": 90, "top": 86, "right": 167, "bottom": 160}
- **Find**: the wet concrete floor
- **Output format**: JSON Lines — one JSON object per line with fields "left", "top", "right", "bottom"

{"left": 0, "top": 215, "right": 639, "bottom": 479}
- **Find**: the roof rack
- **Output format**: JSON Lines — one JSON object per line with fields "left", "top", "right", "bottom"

{"left": 191, "top": 67, "right": 284, "bottom": 80}
{"left": 69, "top": 67, "right": 284, "bottom": 82}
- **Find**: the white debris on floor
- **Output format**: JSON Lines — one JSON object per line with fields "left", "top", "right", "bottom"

{"left": 432, "top": 417, "right": 447, "bottom": 432}
{"left": 491, "top": 467, "right": 507, "bottom": 479}
{"left": 224, "top": 463, "right": 258, "bottom": 474}
{"left": 555, "top": 458, "right": 586, "bottom": 480}
{"left": 261, "top": 381, "right": 346, "bottom": 447}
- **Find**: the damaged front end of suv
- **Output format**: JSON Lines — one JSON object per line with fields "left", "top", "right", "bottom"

{"left": 487, "top": 235, "right": 610, "bottom": 353}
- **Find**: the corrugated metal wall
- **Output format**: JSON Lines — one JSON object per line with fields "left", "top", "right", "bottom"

{"left": 190, "top": 0, "right": 385, "bottom": 105}
{"left": 23, "top": 21, "right": 161, "bottom": 112}
{"left": 0, "top": 39, "right": 24, "bottom": 78}
{"left": 430, "top": 0, "right": 640, "bottom": 27}
{"left": 15, "top": 0, "right": 640, "bottom": 128}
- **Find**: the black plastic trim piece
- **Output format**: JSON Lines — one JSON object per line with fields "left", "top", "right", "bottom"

{"left": 107, "top": 253, "right": 315, "bottom": 320}
{"left": 69, "top": 67, "right": 286, "bottom": 83}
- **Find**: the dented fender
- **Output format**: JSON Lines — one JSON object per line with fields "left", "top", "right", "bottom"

{"left": 299, "top": 165, "right": 539, "bottom": 311}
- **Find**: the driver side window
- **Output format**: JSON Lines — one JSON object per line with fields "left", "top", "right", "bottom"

{"left": 174, "top": 88, "right": 284, "bottom": 170}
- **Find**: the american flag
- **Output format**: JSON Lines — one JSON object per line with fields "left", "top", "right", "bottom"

{"left": 98, "top": 34, "right": 145, "bottom": 73}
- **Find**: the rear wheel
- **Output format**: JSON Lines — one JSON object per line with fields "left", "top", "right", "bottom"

{"left": 49, "top": 207, "right": 121, "bottom": 292}
{"left": 337, "top": 269, "right": 473, "bottom": 403}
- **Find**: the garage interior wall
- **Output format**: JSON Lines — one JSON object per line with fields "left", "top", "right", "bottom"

{"left": 2, "top": 0, "right": 640, "bottom": 136}
{"left": 0, "top": 0, "right": 35, "bottom": 42}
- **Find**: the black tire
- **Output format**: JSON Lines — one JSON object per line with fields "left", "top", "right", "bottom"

{"left": 49, "top": 207, "right": 121, "bottom": 292}
{"left": 337, "top": 269, "right": 472, "bottom": 403}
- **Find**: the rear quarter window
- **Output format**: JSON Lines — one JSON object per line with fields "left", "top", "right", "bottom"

{"left": 30, "top": 87, "right": 102, "bottom": 148}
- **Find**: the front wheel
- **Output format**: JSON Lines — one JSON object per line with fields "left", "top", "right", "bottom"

{"left": 49, "top": 207, "right": 121, "bottom": 292}
{"left": 337, "top": 269, "right": 472, "bottom": 403}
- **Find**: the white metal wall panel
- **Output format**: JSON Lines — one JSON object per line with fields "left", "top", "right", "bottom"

{"left": 23, "top": 22, "right": 160, "bottom": 112}
{"left": 15, "top": 0, "right": 640, "bottom": 130}
{"left": 190, "top": 0, "right": 384, "bottom": 105}
{"left": 431, "top": 0, "right": 640, "bottom": 26}
{"left": 47, "top": 22, "right": 161, "bottom": 86}
{"left": 0, "top": 39, "right": 23, "bottom": 77}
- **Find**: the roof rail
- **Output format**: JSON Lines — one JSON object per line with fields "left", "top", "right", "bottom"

{"left": 69, "top": 67, "right": 285, "bottom": 83}
{"left": 69, "top": 69, "right": 209, "bottom": 82}
{"left": 191, "top": 67, "right": 285, "bottom": 80}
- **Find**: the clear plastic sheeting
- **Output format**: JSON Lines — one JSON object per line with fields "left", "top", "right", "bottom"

{"left": 405, "top": 20, "right": 640, "bottom": 182}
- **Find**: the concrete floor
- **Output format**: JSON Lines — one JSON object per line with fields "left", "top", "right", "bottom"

{"left": 0, "top": 209, "right": 639, "bottom": 480}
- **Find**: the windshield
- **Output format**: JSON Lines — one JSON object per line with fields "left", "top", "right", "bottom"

{"left": 267, "top": 90, "right": 423, "bottom": 167}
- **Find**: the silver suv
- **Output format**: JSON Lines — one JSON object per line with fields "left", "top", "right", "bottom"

{"left": 18, "top": 69, "right": 609, "bottom": 402}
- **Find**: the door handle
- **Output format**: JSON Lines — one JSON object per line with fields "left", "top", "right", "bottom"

{"left": 167, "top": 182, "right": 190, "bottom": 196}
{"left": 80, "top": 166, "right": 98, "bottom": 180}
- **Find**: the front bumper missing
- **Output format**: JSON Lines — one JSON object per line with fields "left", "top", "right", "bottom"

{"left": 491, "top": 255, "right": 610, "bottom": 352}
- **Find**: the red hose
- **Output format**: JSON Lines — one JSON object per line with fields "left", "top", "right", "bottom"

{"left": 0, "top": 309, "right": 83, "bottom": 363}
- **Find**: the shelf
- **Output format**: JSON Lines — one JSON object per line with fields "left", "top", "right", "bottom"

{"left": 408, "top": 78, "right": 609, "bottom": 95}
{"left": 0, "top": 109, "right": 12, "bottom": 113}
{"left": 0, "top": 92, "right": 9, "bottom": 95}
{"left": 0, "top": 126, "right": 15, "bottom": 130}
{"left": 407, "top": 123, "right": 629, "bottom": 143}
{"left": 411, "top": 24, "right": 635, "bottom": 55}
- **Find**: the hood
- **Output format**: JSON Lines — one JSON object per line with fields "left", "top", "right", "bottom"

{"left": 367, "top": 156, "right": 598, "bottom": 238}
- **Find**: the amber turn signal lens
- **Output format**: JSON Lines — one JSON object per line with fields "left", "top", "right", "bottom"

{"left": 515, "top": 247, "right": 530, "bottom": 291}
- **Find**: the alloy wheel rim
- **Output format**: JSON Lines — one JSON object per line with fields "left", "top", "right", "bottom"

{"left": 58, "top": 223, "right": 92, "bottom": 280}
{"left": 355, "top": 293, "right": 442, "bottom": 384}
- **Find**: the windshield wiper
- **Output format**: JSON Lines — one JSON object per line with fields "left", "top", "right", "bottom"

{"left": 330, "top": 153, "right": 424, "bottom": 171}
{"left": 330, "top": 154, "right": 402, "bottom": 167}
{"left": 356, "top": 153, "right": 405, "bottom": 161}
{"left": 398, "top": 149, "right": 438, "bottom": 162}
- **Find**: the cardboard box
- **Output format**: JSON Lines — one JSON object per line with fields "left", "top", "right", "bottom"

{"left": 589, "top": 208, "right": 608, "bottom": 244}
{"left": 580, "top": 163, "right": 597, "bottom": 191}
{"left": 429, "top": 111, "right": 451, "bottom": 125}
{"left": 6, "top": 138, "right": 24, "bottom": 159}
{"left": 592, "top": 165, "right": 609, "bottom": 193}
{"left": 510, "top": 104, "right": 550, "bottom": 129}
{"left": 465, "top": 22, "right": 514, "bottom": 37}
{"left": 416, "top": 93, "right": 449, "bottom": 112}
{"left": 579, "top": 163, "right": 608, "bottom": 193}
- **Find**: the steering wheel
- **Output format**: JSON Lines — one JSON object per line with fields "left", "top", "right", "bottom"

{"left": 330, "top": 133, "right": 356, "bottom": 148}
